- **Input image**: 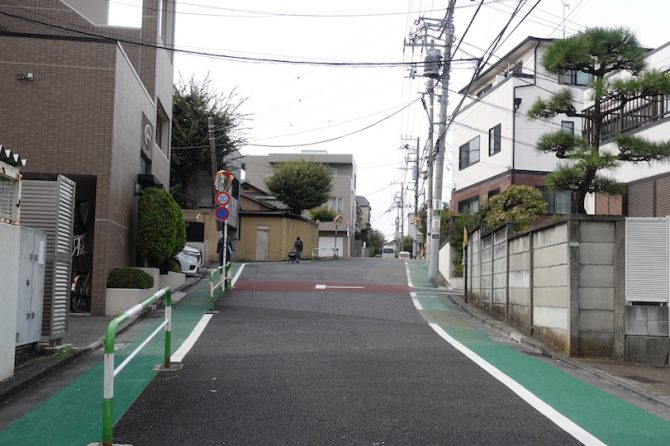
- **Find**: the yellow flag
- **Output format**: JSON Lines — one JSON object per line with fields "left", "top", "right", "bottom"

{"left": 462, "top": 226, "right": 468, "bottom": 247}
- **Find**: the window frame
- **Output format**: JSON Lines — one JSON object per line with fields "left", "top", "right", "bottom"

{"left": 488, "top": 124, "right": 501, "bottom": 156}
{"left": 458, "top": 136, "right": 480, "bottom": 170}
{"left": 561, "top": 120, "right": 575, "bottom": 134}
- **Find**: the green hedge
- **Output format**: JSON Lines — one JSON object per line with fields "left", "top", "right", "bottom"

{"left": 136, "top": 187, "right": 186, "bottom": 266}
{"left": 107, "top": 267, "right": 154, "bottom": 289}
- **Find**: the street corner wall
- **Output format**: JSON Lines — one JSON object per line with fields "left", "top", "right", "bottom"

{"left": 532, "top": 223, "right": 570, "bottom": 353}
{"left": 0, "top": 223, "right": 20, "bottom": 380}
{"left": 570, "top": 217, "right": 624, "bottom": 358}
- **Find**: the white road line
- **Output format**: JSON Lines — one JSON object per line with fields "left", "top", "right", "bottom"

{"left": 171, "top": 314, "right": 213, "bottom": 363}
{"left": 315, "top": 284, "right": 365, "bottom": 290}
{"left": 232, "top": 263, "right": 246, "bottom": 286}
{"left": 411, "top": 292, "right": 423, "bottom": 310}
{"left": 405, "top": 263, "right": 414, "bottom": 288}
{"left": 405, "top": 265, "right": 604, "bottom": 445}
{"left": 428, "top": 323, "right": 605, "bottom": 446}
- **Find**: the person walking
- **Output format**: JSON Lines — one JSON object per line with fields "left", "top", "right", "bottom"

{"left": 217, "top": 234, "right": 234, "bottom": 266}
{"left": 293, "top": 236, "right": 304, "bottom": 262}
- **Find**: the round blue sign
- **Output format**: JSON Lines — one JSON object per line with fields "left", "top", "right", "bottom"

{"left": 215, "top": 206, "right": 230, "bottom": 221}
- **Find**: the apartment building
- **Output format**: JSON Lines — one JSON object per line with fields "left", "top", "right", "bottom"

{"left": 241, "top": 152, "right": 357, "bottom": 257}
{"left": 0, "top": 1, "right": 176, "bottom": 315}
{"left": 450, "top": 37, "right": 590, "bottom": 214}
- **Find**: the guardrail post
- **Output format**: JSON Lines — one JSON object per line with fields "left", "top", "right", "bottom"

{"left": 100, "top": 287, "right": 179, "bottom": 446}
{"left": 163, "top": 288, "right": 172, "bottom": 369}
{"left": 225, "top": 262, "right": 232, "bottom": 290}
{"left": 209, "top": 269, "right": 216, "bottom": 311}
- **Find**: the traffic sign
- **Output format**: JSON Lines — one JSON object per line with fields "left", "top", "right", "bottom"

{"left": 215, "top": 206, "right": 230, "bottom": 222}
{"left": 214, "top": 170, "right": 234, "bottom": 192}
{"left": 215, "top": 191, "right": 231, "bottom": 206}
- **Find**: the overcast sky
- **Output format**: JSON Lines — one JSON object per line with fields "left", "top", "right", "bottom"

{"left": 114, "top": 0, "right": 670, "bottom": 240}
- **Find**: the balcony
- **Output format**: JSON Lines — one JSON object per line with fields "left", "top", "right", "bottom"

{"left": 583, "top": 95, "right": 670, "bottom": 142}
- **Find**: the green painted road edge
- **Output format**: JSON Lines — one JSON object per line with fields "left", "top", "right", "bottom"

{"left": 0, "top": 263, "right": 242, "bottom": 446}
{"left": 405, "top": 260, "right": 670, "bottom": 446}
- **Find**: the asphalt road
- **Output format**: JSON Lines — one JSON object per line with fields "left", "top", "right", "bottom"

{"left": 113, "top": 259, "right": 579, "bottom": 445}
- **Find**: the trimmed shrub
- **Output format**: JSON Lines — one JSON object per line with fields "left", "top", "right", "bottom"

{"left": 107, "top": 267, "right": 154, "bottom": 289}
{"left": 167, "top": 258, "right": 182, "bottom": 273}
{"left": 136, "top": 187, "right": 186, "bottom": 266}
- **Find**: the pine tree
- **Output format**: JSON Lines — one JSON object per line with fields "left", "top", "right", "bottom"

{"left": 529, "top": 27, "right": 670, "bottom": 214}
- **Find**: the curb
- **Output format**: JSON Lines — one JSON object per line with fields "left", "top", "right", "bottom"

{"left": 445, "top": 293, "right": 670, "bottom": 411}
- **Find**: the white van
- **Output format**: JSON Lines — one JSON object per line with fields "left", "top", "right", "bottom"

{"left": 381, "top": 246, "right": 396, "bottom": 259}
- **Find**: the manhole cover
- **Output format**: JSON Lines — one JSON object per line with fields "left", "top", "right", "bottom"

{"left": 623, "top": 375, "right": 661, "bottom": 384}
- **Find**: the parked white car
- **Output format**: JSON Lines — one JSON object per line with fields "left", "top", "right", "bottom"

{"left": 175, "top": 245, "right": 203, "bottom": 275}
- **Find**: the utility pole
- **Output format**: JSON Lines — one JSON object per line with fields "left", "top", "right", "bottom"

{"left": 207, "top": 117, "right": 218, "bottom": 203}
{"left": 424, "top": 79, "right": 435, "bottom": 267}
{"left": 428, "top": 0, "right": 456, "bottom": 284}
{"left": 413, "top": 137, "right": 420, "bottom": 259}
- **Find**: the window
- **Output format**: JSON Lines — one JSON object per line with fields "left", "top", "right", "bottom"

{"left": 509, "top": 62, "right": 522, "bottom": 76}
{"left": 458, "top": 136, "right": 480, "bottom": 170}
{"left": 476, "top": 84, "right": 492, "bottom": 98}
{"left": 542, "top": 190, "right": 571, "bottom": 214}
{"left": 156, "top": 102, "right": 169, "bottom": 155}
{"left": 558, "top": 70, "right": 593, "bottom": 86}
{"left": 328, "top": 197, "right": 343, "bottom": 213}
{"left": 561, "top": 121, "right": 575, "bottom": 134}
{"left": 158, "top": 0, "right": 169, "bottom": 41}
{"left": 140, "top": 153, "right": 152, "bottom": 175}
{"left": 488, "top": 188, "right": 500, "bottom": 199}
{"left": 489, "top": 124, "right": 501, "bottom": 156}
{"left": 328, "top": 167, "right": 338, "bottom": 176}
{"left": 458, "top": 196, "right": 479, "bottom": 214}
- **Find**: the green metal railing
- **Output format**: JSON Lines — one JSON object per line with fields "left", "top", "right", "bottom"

{"left": 209, "top": 262, "right": 231, "bottom": 310}
{"left": 101, "top": 287, "right": 173, "bottom": 446}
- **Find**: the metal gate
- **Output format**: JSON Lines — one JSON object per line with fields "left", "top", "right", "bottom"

{"left": 20, "top": 176, "right": 75, "bottom": 344}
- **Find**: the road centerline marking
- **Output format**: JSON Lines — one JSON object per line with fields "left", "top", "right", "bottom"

{"left": 315, "top": 284, "right": 365, "bottom": 290}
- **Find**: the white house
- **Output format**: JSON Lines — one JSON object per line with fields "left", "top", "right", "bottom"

{"left": 450, "top": 37, "right": 591, "bottom": 215}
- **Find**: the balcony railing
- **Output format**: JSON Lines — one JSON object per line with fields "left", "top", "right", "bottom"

{"left": 583, "top": 95, "right": 670, "bottom": 142}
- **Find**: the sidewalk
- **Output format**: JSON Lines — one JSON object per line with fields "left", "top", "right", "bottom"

{"left": 0, "top": 272, "right": 203, "bottom": 405}
{"left": 0, "top": 263, "right": 235, "bottom": 446}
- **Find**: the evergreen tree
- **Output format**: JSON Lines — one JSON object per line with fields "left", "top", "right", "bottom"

{"left": 171, "top": 76, "right": 246, "bottom": 207}
{"left": 528, "top": 28, "right": 670, "bottom": 213}
{"left": 265, "top": 160, "right": 333, "bottom": 214}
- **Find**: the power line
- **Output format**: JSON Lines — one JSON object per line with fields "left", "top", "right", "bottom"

{"left": 0, "top": 10, "right": 478, "bottom": 68}
{"left": 245, "top": 97, "right": 421, "bottom": 148}
{"left": 109, "top": 0, "right": 456, "bottom": 18}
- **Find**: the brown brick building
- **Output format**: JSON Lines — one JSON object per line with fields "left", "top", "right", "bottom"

{"left": 0, "top": 1, "right": 175, "bottom": 315}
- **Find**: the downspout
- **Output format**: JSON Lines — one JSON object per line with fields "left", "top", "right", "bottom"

{"left": 511, "top": 41, "right": 542, "bottom": 185}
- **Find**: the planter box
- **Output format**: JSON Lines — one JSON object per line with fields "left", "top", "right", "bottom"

{"left": 159, "top": 271, "right": 185, "bottom": 291}
{"left": 105, "top": 288, "right": 155, "bottom": 316}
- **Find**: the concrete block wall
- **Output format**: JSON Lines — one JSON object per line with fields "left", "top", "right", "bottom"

{"left": 532, "top": 223, "right": 570, "bottom": 352}
{"left": 492, "top": 227, "right": 508, "bottom": 318}
{"left": 468, "top": 229, "right": 482, "bottom": 304}
{"left": 571, "top": 219, "right": 625, "bottom": 358}
{"left": 508, "top": 234, "right": 531, "bottom": 332}
{"left": 480, "top": 235, "right": 493, "bottom": 308}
